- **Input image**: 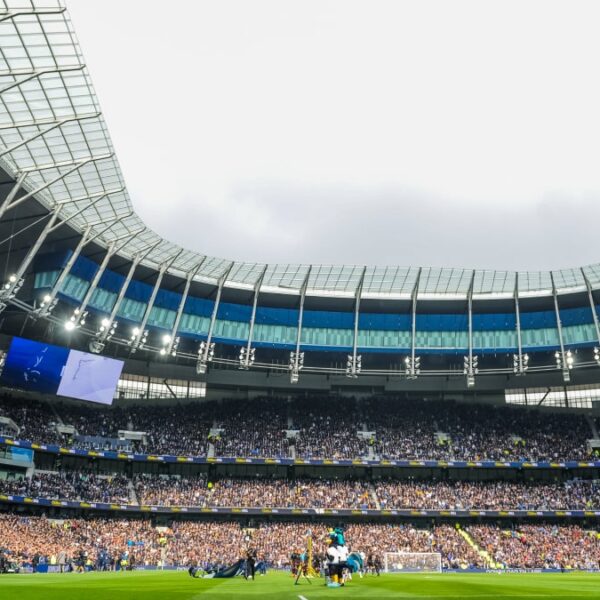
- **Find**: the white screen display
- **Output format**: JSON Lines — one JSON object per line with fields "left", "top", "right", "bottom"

{"left": 56, "top": 350, "right": 124, "bottom": 405}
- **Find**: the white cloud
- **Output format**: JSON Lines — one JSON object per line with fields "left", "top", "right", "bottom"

{"left": 66, "top": 0, "right": 600, "bottom": 269}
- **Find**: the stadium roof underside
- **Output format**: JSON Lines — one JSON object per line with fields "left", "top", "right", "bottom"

{"left": 1, "top": 0, "right": 600, "bottom": 303}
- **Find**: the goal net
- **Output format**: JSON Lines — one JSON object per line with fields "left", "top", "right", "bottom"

{"left": 383, "top": 552, "right": 442, "bottom": 573}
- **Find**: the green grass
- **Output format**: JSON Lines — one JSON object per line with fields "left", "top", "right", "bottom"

{"left": 1, "top": 570, "right": 599, "bottom": 599}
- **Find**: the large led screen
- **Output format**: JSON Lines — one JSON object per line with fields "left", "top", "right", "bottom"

{"left": 1, "top": 337, "right": 124, "bottom": 405}
{"left": 56, "top": 350, "right": 123, "bottom": 405}
{"left": 1, "top": 337, "right": 69, "bottom": 394}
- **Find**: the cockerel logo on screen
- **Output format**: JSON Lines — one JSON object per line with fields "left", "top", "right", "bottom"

{"left": 22, "top": 345, "right": 49, "bottom": 385}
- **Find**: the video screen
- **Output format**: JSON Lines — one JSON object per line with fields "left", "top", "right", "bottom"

{"left": 1, "top": 337, "right": 124, "bottom": 405}
{"left": 1, "top": 337, "right": 69, "bottom": 394}
{"left": 56, "top": 350, "right": 123, "bottom": 406}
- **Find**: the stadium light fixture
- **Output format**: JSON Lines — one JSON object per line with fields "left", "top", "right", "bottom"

{"left": 555, "top": 350, "right": 572, "bottom": 383}
{"left": 0, "top": 274, "right": 24, "bottom": 312}
{"left": 159, "top": 334, "right": 179, "bottom": 357}
{"left": 196, "top": 341, "right": 215, "bottom": 374}
{"left": 513, "top": 353, "right": 529, "bottom": 375}
{"left": 239, "top": 346, "right": 256, "bottom": 370}
{"left": 289, "top": 351, "right": 305, "bottom": 384}
{"left": 128, "top": 327, "right": 148, "bottom": 349}
{"left": 594, "top": 347, "right": 600, "bottom": 366}
{"left": 405, "top": 355, "right": 420, "bottom": 379}
{"left": 346, "top": 354, "right": 361, "bottom": 378}
{"left": 35, "top": 292, "right": 58, "bottom": 316}
{"left": 90, "top": 318, "right": 117, "bottom": 354}
{"left": 463, "top": 355, "right": 478, "bottom": 387}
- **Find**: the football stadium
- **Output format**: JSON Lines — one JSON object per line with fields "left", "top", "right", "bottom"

{"left": 0, "top": 0, "right": 599, "bottom": 598}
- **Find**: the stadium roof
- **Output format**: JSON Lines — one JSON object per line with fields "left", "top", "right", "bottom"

{"left": 0, "top": 0, "right": 599, "bottom": 300}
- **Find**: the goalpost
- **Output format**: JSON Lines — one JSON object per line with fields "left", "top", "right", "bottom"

{"left": 383, "top": 552, "right": 442, "bottom": 573}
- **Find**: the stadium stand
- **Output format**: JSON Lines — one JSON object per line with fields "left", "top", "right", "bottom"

{"left": 1, "top": 514, "right": 599, "bottom": 571}
{"left": 0, "top": 395, "right": 596, "bottom": 462}
{"left": 2, "top": 472, "right": 599, "bottom": 511}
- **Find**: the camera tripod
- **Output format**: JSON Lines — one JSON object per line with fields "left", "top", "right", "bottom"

{"left": 294, "top": 561, "right": 312, "bottom": 586}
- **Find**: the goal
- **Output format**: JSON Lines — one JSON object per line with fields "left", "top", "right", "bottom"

{"left": 383, "top": 552, "right": 442, "bottom": 573}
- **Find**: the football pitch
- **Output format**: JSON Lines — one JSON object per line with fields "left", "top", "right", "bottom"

{"left": 1, "top": 571, "right": 599, "bottom": 599}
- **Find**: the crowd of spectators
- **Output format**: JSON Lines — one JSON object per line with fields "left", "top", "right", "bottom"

{"left": 1, "top": 513, "right": 598, "bottom": 571}
{"left": 0, "top": 472, "right": 130, "bottom": 504}
{"left": 0, "top": 395, "right": 63, "bottom": 445}
{"left": 0, "top": 394, "right": 597, "bottom": 462}
{"left": 3, "top": 472, "right": 599, "bottom": 511}
{"left": 291, "top": 397, "right": 369, "bottom": 459}
{"left": 133, "top": 476, "right": 376, "bottom": 509}
{"left": 469, "top": 524, "right": 600, "bottom": 570}
{"left": 365, "top": 398, "right": 593, "bottom": 462}
{"left": 374, "top": 479, "right": 600, "bottom": 511}
{"left": 209, "top": 398, "right": 289, "bottom": 458}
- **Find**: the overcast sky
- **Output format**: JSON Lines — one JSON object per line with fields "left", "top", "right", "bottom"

{"left": 66, "top": 0, "right": 600, "bottom": 271}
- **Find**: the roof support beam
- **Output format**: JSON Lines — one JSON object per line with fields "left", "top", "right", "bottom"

{"left": 0, "top": 7, "right": 66, "bottom": 23}
{"left": 49, "top": 187, "right": 125, "bottom": 233}
{"left": 347, "top": 267, "right": 367, "bottom": 378}
{"left": 551, "top": 273, "right": 571, "bottom": 382}
{"left": 513, "top": 274, "right": 528, "bottom": 374}
{"left": 0, "top": 205, "right": 62, "bottom": 312}
{"left": 129, "top": 250, "right": 184, "bottom": 353}
{"left": 0, "top": 172, "right": 27, "bottom": 220}
{"left": 290, "top": 267, "right": 311, "bottom": 383}
{"left": 90, "top": 241, "right": 162, "bottom": 351}
{"left": 240, "top": 265, "right": 268, "bottom": 370}
{"left": 197, "top": 263, "right": 234, "bottom": 373}
{"left": 164, "top": 259, "right": 205, "bottom": 356}
{"left": 406, "top": 267, "right": 422, "bottom": 379}
{"left": 0, "top": 187, "right": 124, "bottom": 233}
{"left": 36, "top": 224, "right": 93, "bottom": 314}
{"left": 581, "top": 268, "right": 600, "bottom": 348}
{"left": 0, "top": 188, "right": 125, "bottom": 263}
{"left": 0, "top": 112, "right": 101, "bottom": 130}
{"left": 0, "top": 65, "right": 85, "bottom": 95}
{"left": 0, "top": 153, "right": 114, "bottom": 221}
{"left": 0, "top": 112, "right": 102, "bottom": 159}
{"left": 464, "top": 271, "right": 477, "bottom": 387}
{"left": 37, "top": 211, "right": 135, "bottom": 319}
{"left": 66, "top": 226, "right": 144, "bottom": 324}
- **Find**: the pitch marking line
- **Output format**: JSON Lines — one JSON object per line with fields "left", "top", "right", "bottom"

{"left": 298, "top": 595, "right": 309, "bottom": 600}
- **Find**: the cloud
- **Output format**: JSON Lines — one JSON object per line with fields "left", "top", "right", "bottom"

{"left": 134, "top": 179, "right": 600, "bottom": 270}
{"left": 66, "top": 0, "right": 600, "bottom": 271}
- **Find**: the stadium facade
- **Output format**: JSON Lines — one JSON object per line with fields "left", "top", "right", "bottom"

{"left": 0, "top": 0, "right": 600, "bottom": 409}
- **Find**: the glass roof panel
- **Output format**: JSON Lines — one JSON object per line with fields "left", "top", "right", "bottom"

{"left": 0, "top": 1, "right": 598, "bottom": 299}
